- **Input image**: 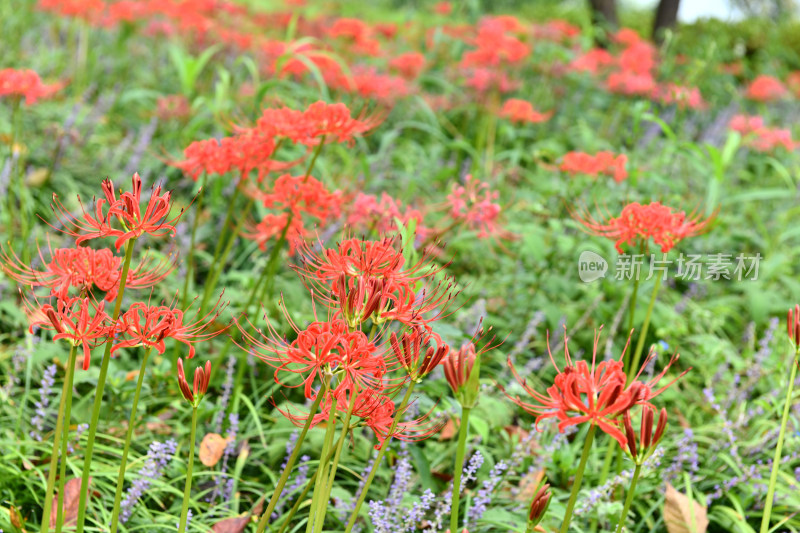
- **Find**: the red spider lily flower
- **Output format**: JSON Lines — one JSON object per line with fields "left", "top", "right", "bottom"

{"left": 749, "top": 128, "right": 796, "bottom": 153}
{"left": 614, "top": 28, "right": 644, "bottom": 46}
{"left": 112, "top": 294, "right": 228, "bottom": 357}
{"left": 787, "top": 305, "right": 800, "bottom": 347}
{"left": 573, "top": 201, "right": 713, "bottom": 253}
{"left": 464, "top": 68, "right": 520, "bottom": 95}
{"left": 528, "top": 483, "right": 551, "bottom": 527}
{"left": 0, "top": 68, "right": 63, "bottom": 105}
{"left": 236, "top": 314, "right": 386, "bottom": 400}
{"left": 606, "top": 71, "right": 657, "bottom": 97}
{"left": 25, "top": 294, "right": 111, "bottom": 370}
{"left": 389, "top": 52, "right": 427, "bottom": 80}
{"left": 461, "top": 24, "right": 529, "bottom": 69}
{"left": 177, "top": 358, "right": 211, "bottom": 405}
{"left": 328, "top": 67, "right": 411, "bottom": 104}
{"left": 155, "top": 94, "right": 191, "bottom": 121}
{"left": 391, "top": 326, "right": 449, "bottom": 381}
{"left": 618, "top": 41, "right": 657, "bottom": 75}
{"left": 38, "top": 0, "right": 104, "bottom": 21}
{"left": 2, "top": 244, "right": 173, "bottom": 301}
{"left": 745, "top": 75, "right": 787, "bottom": 102}
{"left": 50, "top": 173, "right": 190, "bottom": 250}
{"left": 533, "top": 20, "right": 581, "bottom": 41}
{"left": 651, "top": 83, "right": 705, "bottom": 110}
{"left": 171, "top": 138, "right": 231, "bottom": 180}
{"left": 498, "top": 99, "right": 552, "bottom": 124}
{"left": 503, "top": 328, "right": 686, "bottom": 447}
{"left": 622, "top": 405, "right": 667, "bottom": 464}
{"left": 443, "top": 342, "right": 479, "bottom": 407}
{"left": 433, "top": 1, "right": 452, "bottom": 15}
{"left": 729, "top": 114, "right": 765, "bottom": 135}
{"left": 568, "top": 49, "right": 614, "bottom": 75}
{"left": 374, "top": 277, "right": 460, "bottom": 329}
{"left": 560, "top": 151, "right": 628, "bottom": 183}
{"left": 447, "top": 175, "right": 504, "bottom": 239}
{"left": 346, "top": 192, "right": 429, "bottom": 238}
{"left": 257, "top": 101, "right": 381, "bottom": 147}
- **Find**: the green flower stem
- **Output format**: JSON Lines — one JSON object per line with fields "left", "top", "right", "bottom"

{"left": 759, "top": 350, "right": 799, "bottom": 533}
{"left": 317, "top": 390, "right": 357, "bottom": 529}
{"left": 178, "top": 406, "right": 199, "bottom": 533}
{"left": 255, "top": 382, "right": 328, "bottom": 533}
{"left": 449, "top": 406, "right": 473, "bottom": 533}
{"left": 201, "top": 196, "right": 254, "bottom": 312}
{"left": 344, "top": 381, "right": 417, "bottom": 533}
{"left": 55, "top": 345, "right": 78, "bottom": 533}
{"left": 181, "top": 173, "right": 206, "bottom": 310}
{"left": 559, "top": 424, "right": 597, "bottom": 533}
{"left": 614, "top": 463, "right": 642, "bottom": 533}
{"left": 199, "top": 184, "right": 242, "bottom": 309}
{"left": 255, "top": 214, "right": 292, "bottom": 311}
{"left": 75, "top": 238, "right": 137, "bottom": 533}
{"left": 307, "top": 396, "right": 338, "bottom": 533}
{"left": 109, "top": 347, "right": 153, "bottom": 533}
{"left": 302, "top": 136, "right": 325, "bottom": 183}
{"left": 627, "top": 265, "right": 665, "bottom": 381}
{"left": 40, "top": 344, "right": 77, "bottom": 533}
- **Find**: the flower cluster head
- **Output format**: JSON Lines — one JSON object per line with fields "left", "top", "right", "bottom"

{"left": 256, "top": 101, "right": 381, "bottom": 147}
{"left": 498, "top": 99, "right": 552, "bottom": 124}
{"left": 787, "top": 304, "right": 800, "bottom": 348}
{"left": 177, "top": 358, "right": 211, "bottom": 406}
{"left": 346, "top": 192, "right": 428, "bottom": 238}
{"left": 0, "top": 68, "right": 62, "bottom": 105}
{"left": 2, "top": 244, "right": 172, "bottom": 302}
{"left": 560, "top": 151, "right": 628, "bottom": 182}
{"left": 503, "top": 327, "right": 687, "bottom": 447}
{"left": 729, "top": 114, "right": 796, "bottom": 153}
{"left": 573, "top": 201, "right": 713, "bottom": 253}
{"left": 391, "top": 326, "right": 450, "bottom": 382}
{"left": 745, "top": 75, "right": 787, "bottom": 102}
{"left": 25, "top": 295, "right": 111, "bottom": 370}
{"left": 622, "top": 404, "right": 667, "bottom": 465}
{"left": 443, "top": 328, "right": 500, "bottom": 408}
{"left": 50, "top": 173, "right": 189, "bottom": 250}
{"left": 447, "top": 175, "right": 504, "bottom": 239}
{"left": 389, "top": 52, "right": 427, "bottom": 80}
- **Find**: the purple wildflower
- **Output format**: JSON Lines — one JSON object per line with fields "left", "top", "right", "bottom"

{"left": 119, "top": 439, "right": 178, "bottom": 523}
{"left": 30, "top": 364, "right": 57, "bottom": 442}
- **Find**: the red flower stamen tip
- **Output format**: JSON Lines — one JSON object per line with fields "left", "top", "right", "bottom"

{"left": 622, "top": 405, "right": 667, "bottom": 464}
{"left": 788, "top": 305, "right": 800, "bottom": 347}
{"left": 391, "top": 327, "right": 450, "bottom": 381}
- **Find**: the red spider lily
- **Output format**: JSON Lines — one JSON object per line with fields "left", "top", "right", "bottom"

{"left": 460, "top": 23, "right": 529, "bottom": 69}
{"left": 503, "top": 328, "right": 686, "bottom": 447}
{"left": 464, "top": 67, "right": 520, "bottom": 95}
{"left": 257, "top": 101, "right": 381, "bottom": 147}
{"left": 749, "top": 128, "right": 796, "bottom": 153}
{"left": 38, "top": 0, "right": 104, "bottom": 21}
{"left": 112, "top": 294, "right": 228, "bottom": 357}
{"left": 443, "top": 342, "right": 477, "bottom": 402}
{"left": 25, "top": 294, "right": 111, "bottom": 370}
{"left": 617, "top": 41, "right": 657, "bottom": 75}
{"left": 50, "top": 173, "right": 190, "bottom": 250}
{"left": 1, "top": 244, "right": 173, "bottom": 301}
{"left": 622, "top": 405, "right": 667, "bottom": 464}
{"left": 729, "top": 114, "right": 765, "bottom": 135}
{"left": 391, "top": 326, "right": 450, "bottom": 381}
{"left": 447, "top": 175, "right": 504, "bottom": 239}
{"left": 171, "top": 138, "right": 232, "bottom": 180}
{"left": 560, "top": 151, "right": 628, "bottom": 183}
{"left": 572, "top": 201, "right": 713, "bottom": 253}
{"left": 327, "top": 67, "right": 411, "bottom": 104}
{"left": 528, "top": 483, "right": 551, "bottom": 526}
{"left": 651, "top": 83, "right": 705, "bottom": 110}
{"left": 155, "top": 94, "right": 191, "bottom": 121}
{"left": 787, "top": 305, "right": 800, "bottom": 347}
{"left": 346, "top": 192, "right": 428, "bottom": 238}
{"left": 745, "top": 75, "right": 787, "bottom": 102}
{"left": 568, "top": 49, "right": 614, "bottom": 75}
{"left": 177, "top": 358, "right": 211, "bottom": 405}
{"left": 433, "top": 1, "right": 452, "bottom": 15}
{"left": 389, "top": 52, "right": 427, "bottom": 80}
{"left": 606, "top": 71, "right": 657, "bottom": 97}
{"left": 0, "top": 68, "right": 63, "bottom": 105}
{"left": 236, "top": 314, "right": 387, "bottom": 400}
{"left": 498, "top": 99, "right": 552, "bottom": 124}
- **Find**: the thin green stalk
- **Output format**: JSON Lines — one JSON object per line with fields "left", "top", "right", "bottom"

{"left": 627, "top": 269, "right": 665, "bottom": 381}
{"left": 181, "top": 174, "right": 206, "bottom": 310}
{"left": 614, "top": 463, "right": 642, "bottom": 533}
{"left": 199, "top": 184, "right": 242, "bottom": 308}
{"left": 307, "top": 396, "right": 337, "bottom": 533}
{"left": 759, "top": 351, "right": 799, "bottom": 533}
{"left": 303, "top": 136, "right": 325, "bottom": 183}
{"left": 344, "top": 381, "right": 417, "bottom": 533}
{"left": 7, "top": 97, "right": 21, "bottom": 238}
{"left": 75, "top": 239, "right": 137, "bottom": 533}
{"left": 109, "top": 347, "right": 153, "bottom": 533}
{"left": 178, "top": 406, "right": 199, "bottom": 533}
{"left": 55, "top": 346, "right": 78, "bottom": 533}
{"left": 201, "top": 196, "right": 254, "bottom": 312}
{"left": 40, "top": 345, "right": 77, "bottom": 533}
{"left": 449, "top": 406, "right": 473, "bottom": 533}
{"left": 256, "top": 215, "right": 292, "bottom": 309}
{"left": 559, "top": 424, "right": 597, "bottom": 533}
{"left": 256, "top": 383, "right": 328, "bottom": 533}
{"left": 317, "top": 389, "right": 357, "bottom": 529}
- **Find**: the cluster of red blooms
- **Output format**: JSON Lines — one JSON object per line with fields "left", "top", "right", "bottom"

{"left": 447, "top": 175, "right": 504, "bottom": 239}
{"left": 458, "top": 16, "right": 530, "bottom": 96}
{"left": 504, "top": 328, "right": 686, "bottom": 448}
{"left": 9, "top": 174, "right": 226, "bottom": 369}
{"left": 729, "top": 114, "right": 796, "bottom": 153}
{"left": 745, "top": 75, "right": 787, "bottom": 102}
{"left": 0, "top": 68, "right": 62, "bottom": 105}
{"left": 560, "top": 151, "right": 628, "bottom": 183}
{"left": 498, "top": 99, "right": 552, "bottom": 124}
{"left": 236, "top": 237, "right": 459, "bottom": 446}
{"left": 347, "top": 192, "right": 428, "bottom": 238}
{"left": 574, "top": 201, "right": 713, "bottom": 253}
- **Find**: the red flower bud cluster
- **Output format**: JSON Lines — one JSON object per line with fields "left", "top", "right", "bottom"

{"left": 177, "top": 358, "right": 211, "bottom": 405}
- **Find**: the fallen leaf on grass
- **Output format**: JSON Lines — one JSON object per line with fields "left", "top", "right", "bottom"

{"left": 200, "top": 433, "right": 233, "bottom": 467}
{"left": 212, "top": 515, "right": 250, "bottom": 532}
{"left": 664, "top": 483, "right": 708, "bottom": 533}
{"left": 438, "top": 417, "right": 456, "bottom": 440}
{"left": 50, "top": 477, "right": 91, "bottom": 528}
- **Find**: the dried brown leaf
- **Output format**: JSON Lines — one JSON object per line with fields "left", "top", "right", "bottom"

{"left": 200, "top": 433, "right": 232, "bottom": 467}
{"left": 663, "top": 483, "right": 708, "bottom": 533}
{"left": 50, "top": 477, "right": 90, "bottom": 528}
{"left": 438, "top": 418, "right": 456, "bottom": 441}
{"left": 212, "top": 515, "right": 250, "bottom": 533}
{"left": 515, "top": 469, "right": 545, "bottom": 502}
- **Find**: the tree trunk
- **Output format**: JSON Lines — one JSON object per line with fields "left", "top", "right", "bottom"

{"left": 652, "top": 0, "right": 681, "bottom": 44}
{"left": 588, "top": 0, "right": 619, "bottom": 29}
